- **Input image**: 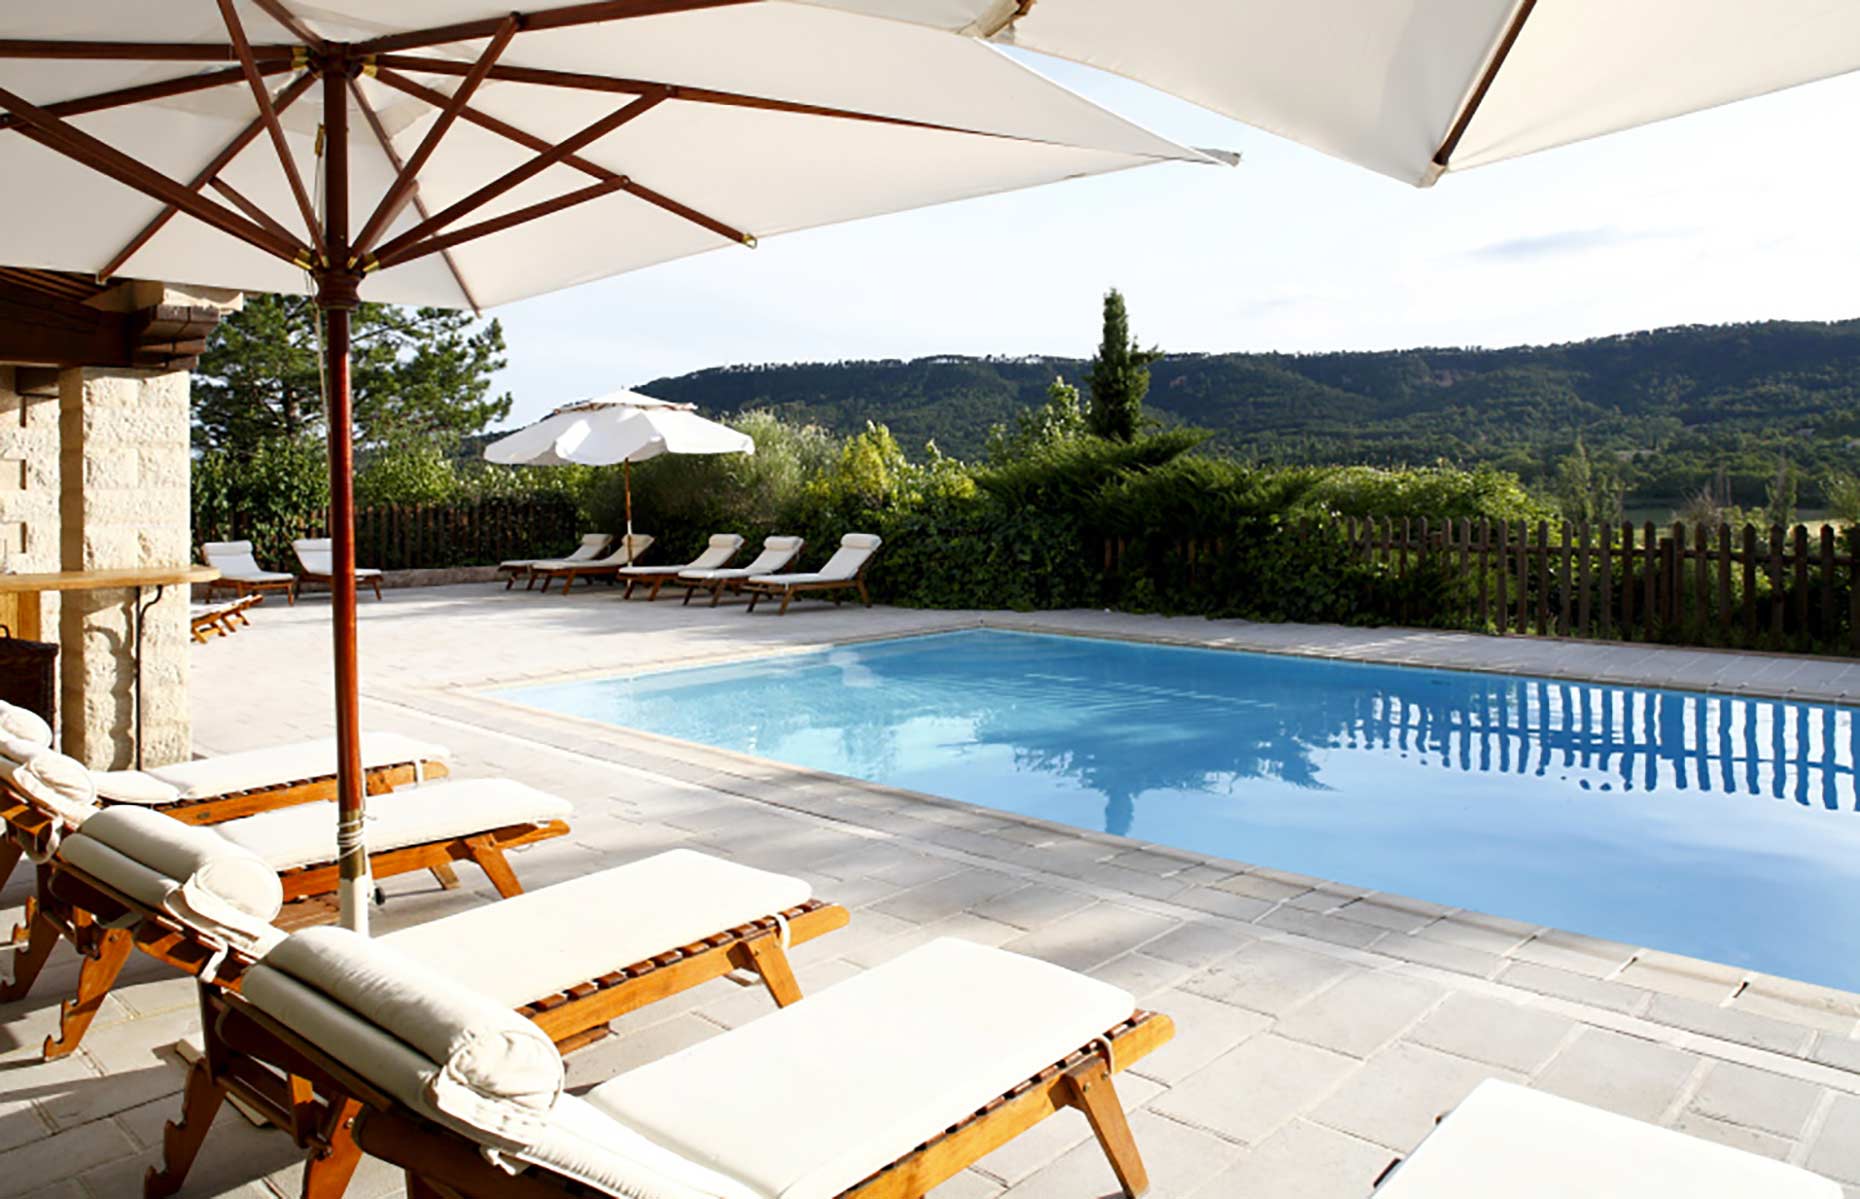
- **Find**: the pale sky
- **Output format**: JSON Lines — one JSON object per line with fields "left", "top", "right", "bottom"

{"left": 485, "top": 56, "right": 1860, "bottom": 429}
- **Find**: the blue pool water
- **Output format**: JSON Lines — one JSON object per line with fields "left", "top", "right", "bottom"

{"left": 500, "top": 630, "right": 1860, "bottom": 990}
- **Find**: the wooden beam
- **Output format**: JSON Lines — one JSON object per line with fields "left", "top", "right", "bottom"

{"left": 349, "top": 78, "right": 482, "bottom": 313}
{"left": 0, "top": 84, "right": 310, "bottom": 267}
{"left": 373, "top": 68, "right": 753, "bottom": 246}
{"left": 0, "top": 65, "right": 288, "bottom": 133}
{"left": 352, "top": 0, "right": 757, "bottom": 57}
{"left": 97, "top": 70, "right": 317, "bottom": 280}
{"left": 375, "top": 55, "right": 1006, "bottom": 138}
{"left": 368, "top": 93, "right": 664, "bottom": 265}
{"left": 352, "top": 16, "right": 518, "bottom": 260}
{"left": 1432, "top": 0, "right": 1538, "bottom": 170}
{"left": 374, "top": 177, "right": 632, "bottom": 269}
{"left": 0, "top": 40, "right": 295, "bottom": 63}
{"left": 219, "top": 0, "right": 323, "bottom": 247}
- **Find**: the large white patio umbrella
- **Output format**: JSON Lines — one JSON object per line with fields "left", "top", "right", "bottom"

{"left": 485, "top": 390, "right": 755, "bottom": 538}
{"left": 0, "top": 1, "right": 1212, "bottom": 932}
{"left": 821, "top": 0, "right": 1860, "bottom": 187}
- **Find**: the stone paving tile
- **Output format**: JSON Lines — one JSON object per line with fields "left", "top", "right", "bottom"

{"left": 1181, "top": 940, "right": 1359, "bottom": 1017}
{"left": 971, "top": 1076, "right": 1163, "bottom": 1187}
{"left": 1309, "top": 1042, "right": 1520, "bottom": 1152}
{"left": 1150, "top": 1034, "right": 1356, "bottom": 1145}
{"left": 1419, "top": 912, "right": 1539, "bottom": 954}
{"left": 1170, "top": 887, "right": 1275, "bottom": 922}
{"left": 843, "top": 912, "right": 1024, "bottom": 970}
{"left": 1211, "top": 872, "right": 1312, "bottom": 902}
{"left": 1003, "top": 1110, "right": 1243, "bottom": 1199}
{"left": 1192, "top": 1119, "right": 1395, "bottom": 1199}
{"left": 1532, "top": 1028, "right": 1701, "bottom": 1123}
{"left": 1000, "top": 904, "right": 1181, "bottom": 974}
{"left": 1274, "top": 972, "right": 1446, "bottom": 1059}
{"left": 1645, "top": 993, "right": 1818, "bottom": 1057}
{"left": 1129, "top": 990, "right": 1273, "bottom": 1087}
{"left": 1089, "top": 952, "right": 1198, "bottom": 1001}
{"left": 1508, "top": 928, "right": 1640, "bottom": 977}
{"left": 868, "top": 866, "right": 1026, "bottom": 925}
{"left": 1810, "top": 1094, "right": 1860, "bottom": 1185}
{"left": 1615, "top": 949, "right": 1746, "bottom": 1004}
{"left": 928, "top": 1169, "right": 1006, "bottom": 1199}
{"left": 1405, "top": 992, "right": 1578, "bottom": 1073}
{"left": 1687, "top": 1061, "right": 1825, "bottom": 1139}
{"left": 0, "top": 1119, "right": 137, "bottom": 1198}
{"left": 1670, "top": 1112, "right": 1795, "bottom": 1161}
{"left": 1139, "top": 919, "right": 1258, "bottom": 970}
{"left": 1496, "top": 959, "right": 1653, "bottom": 1016}
{"left": 1255, "top": 906, "right": 1388, "bottom": 951}
{"left": 1811, "top": 1034, "right": 1860, "bottom": 1075}
{"left": 1375, "top": 932, "right": 1505, "bottom": 979}
{"left": 1331, "top": 899, "right": 1441, "bottom": 934}
{"left": 969, "top": 883, "right": 1098, "bottom": 932}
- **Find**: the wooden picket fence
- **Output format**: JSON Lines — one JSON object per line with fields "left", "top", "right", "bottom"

{"left": 1340, "top": 517, "right": 1860, "bottom": 653}
{"left": 200, "top": 495, "right": 583, "bottom": 573}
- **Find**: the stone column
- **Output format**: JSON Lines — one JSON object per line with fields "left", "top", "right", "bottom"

{"left": 58, "top": 367, "right": 192, "bottom": 768}
{"left": 0, "top": 366, "right": 61, "bottom": 647}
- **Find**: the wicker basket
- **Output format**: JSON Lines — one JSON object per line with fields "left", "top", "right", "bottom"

{"left": 0, "top": 629, "right": 57, "bottom": 728}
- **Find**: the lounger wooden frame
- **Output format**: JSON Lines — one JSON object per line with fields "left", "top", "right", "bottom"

{"left": 206, "top": 574, "right": 298, "bottom": 606}
{"left": 742, "top": 560, "right": 876, "bottom": 616}
{"left": 0, "top": 807, "right": 568, "bottom": 1059}
{"left": 145, "top": 900, "right": 851, "bottom": 1199}
{"left": 618, "top": 569, "right": 692, "bottom": 601}
{"left": 191, "top": 594, "right": 265, "bottom": 642}
{"left": 163, "top": 986, "right": 1170, "bottom": 1199}
{"left": 298, "top": 569, "right": 385, "bottom": 601}
{"left": 532, "top": 562, "right": 624, "bottom": 595}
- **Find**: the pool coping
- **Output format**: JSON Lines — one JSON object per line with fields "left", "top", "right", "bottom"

{"left": 430, "top": 610, "right": 1860, "bottom": 1071}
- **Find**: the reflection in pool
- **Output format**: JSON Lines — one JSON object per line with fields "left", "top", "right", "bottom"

{"left": 500, "top": 630, "right": 1860, "bottom": 989}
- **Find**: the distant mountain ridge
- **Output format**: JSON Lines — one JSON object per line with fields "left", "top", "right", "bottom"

{"left": 641, "top": 318, "right": 1860, "bottom": 506}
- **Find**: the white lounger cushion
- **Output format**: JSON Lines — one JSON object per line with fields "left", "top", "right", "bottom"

{"left": 750, "top": 533, "right": 879, "bottom": 587}
{"left": 213, "top": 779, "right": 570, "bottom": 871}
{"left": 248, "top": 926, "right": 564, "bottom": 1151}
{"left": 568, "top": 938, "right": 1133, "bottom": 1199}
{"left": 57, "top": 806, "right": 285, "bottom": 952}
{"left": 1376, "top": 1079, "right": 1837, "bottom": 1197}
{"left": 619, "top": 534, "right": 743, "bottom": 577}
{"left": 203, "top": 541, "right": 294, "bottom": 583}
{"left": 292, "top": 538, "right": 382, "bottom": 579}
{"left": 143, "top": 732, "right": 449, "bottom": 801}
{"left": 384, "top": 849, "right": 810, "bottom": 1008}
{"left": 0, "top": 699, "right": 54, "bottom": 748}
{"left": 681, "top": 537, "right": 803, "bottom": 582}
{"left": 1, "top": 743, "right": 102, "bottom": 825}
{"left": 502, "top": 534, "right": 612, "bottom": 570}
{"left": 533, "top": 534, "right": 653, "bottom": 572}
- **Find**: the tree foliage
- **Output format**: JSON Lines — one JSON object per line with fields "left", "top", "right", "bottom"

{"left": 1085, "top": 289, "right": 1160, "bottom": 442}
{"left": 193, "top": 294, "right": 513, "bottom": 453}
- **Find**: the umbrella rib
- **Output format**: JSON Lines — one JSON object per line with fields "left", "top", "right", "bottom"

{"left": 349, "top": 77, "right": 483, "bottom": 314}
{"left": 208, "top": 175, "right": 313, "bottom": 250}
{"left": 373, "top": 178, "right": 632, "bottom": 270}
{"left": 351, "top": 0, "right": 758, "bottom": 57}
{"left": 1431, "top": 0, "right": 1539, "bottom": 171}
{"left": 0, "top": 40, "right": 297, "bottom": 63}
{"left": 97, "top": 69, "right": 319, "bottom": 280}
{"left": 0, "top": 64, "right": 290, "bottom": 132}
{"left": 366, "top": 93, "right": 666, "bottom": 267}
{"left": 375, "top": 56, "right": 1018, "bottom": 140}
{"left": 219, "top": 0, "right": 324, "bottom": 250}
{"left": 250, "top": 0, "right": 325, "bottom": 50}
{"left": 375, "top": 67, "right": 756, "bottom": 246}
{"left": 351, "top": 16, "right": 519, "bottom": 262}
{"left": 0, "top": 83, "right": 312, "bottom": 268}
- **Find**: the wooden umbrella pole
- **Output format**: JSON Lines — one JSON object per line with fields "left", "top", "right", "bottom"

{"left": 624, "top": 458, "right": 633, "bottom": 541}
{"left": 318, "top": 54, "right": 370, "bottom": 935}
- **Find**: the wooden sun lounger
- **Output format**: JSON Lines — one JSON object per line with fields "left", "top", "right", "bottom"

{"left": 0, "top": 805, "right": 570, "bottom": 1059}
{"left": 152, "top": 944, "right": 1171, "bottom": 1199}
{"left": 190, "top": 594, "right": 263, "bottom": 642}
{"left": 498, "top": 534, "right": 613, "bottom": 591}
{"left": 292, "top": 539, "right": 385, "bottom": 601}
{"left": 201, "top": 541, "right": 298, "bottom": 605}
{"left": 143, "top": 898, "right": 850, "bottom": 1198}
{"left": 529, "top": 534, "right": 654, "bottom": 595}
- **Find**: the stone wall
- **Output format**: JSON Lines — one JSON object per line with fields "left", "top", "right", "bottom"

{"left": 0, "top": 365, "right": 61, "bottom": 646}
{"left": 58, "top": 367, "right": 192, "bottom": 768}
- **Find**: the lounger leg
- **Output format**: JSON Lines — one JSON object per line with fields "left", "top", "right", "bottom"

{"left": 708, "top": 583, "right": 725, "bottom": 608}
{"left": 371, "top": 578, "right": 383, "bottom": 601}
{"left": 144, "top": 1057, "right": 227, "bottom": 1199}
{"left": 0, "top": 838, "right": 21, "bottom": 893}
{"left": 778, "top": 589, "right": 793, "bottom": 616}
{"left": 300, "top": 1099, "right": 365, "bottom": 1199}
{"left": 623, "top": 579, "right": 637, "bottom": 599}
{"left": 428, "top": 863, "right": 462, "bottom": 890}
{"left": 460, "top": 837, "right": 525, "bottom": 898}
{"left": 0, "top": 901, "right": 59, "bottom": 1001}
{"left": 45, "top": 925, "right": 133, "bottom": 1059}
{"left": 746, "top": 590, "right": 761, "bottom": 612}
{"left": 1062, "top": 1059, "right": 1150, "bottom": 1198}
{"left": 403, "top": 1172, "right": 449, "bottom": 1199}
{"left": 858, "top": 578, "right": 872, "bottom": 607}
{"left": 739, "top": 934, "right": 804, "bottom": 1007}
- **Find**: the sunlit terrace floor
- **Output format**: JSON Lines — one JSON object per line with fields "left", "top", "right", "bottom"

{"left": 7, "top": 583, "right": 1860, "bottom": 1198}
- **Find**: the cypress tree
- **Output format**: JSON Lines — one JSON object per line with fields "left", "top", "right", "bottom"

{"left": 1086, "top": 288, "right": 1160, "bottom": 442}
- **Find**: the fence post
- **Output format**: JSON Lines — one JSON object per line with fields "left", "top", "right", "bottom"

{"left": 1558, "top": 521, "right": 1572, "bottom": 637}
{"left": 1769, "top": 525, "right": 1786, "bottom": 647}
{"left": 1535, "top": 522, "right": 1549, "bottom": 636}
{"left": 1495, "top": 519, "right": 1509, "bottom": 634}
{"left": 1477, "top": 518, "right": 1490, "bottom": 629}
{"left": 1642, "top": 521, "right": 1658, "bottom": 635}
{"left": 1597, "top": 522, "right": 1612, "bottom": 639}
{"left": 1820, "top": 525, "right": 1836, "bottom": 647}
{"left": 1742, "top": 524, "right": 1758, "bottom": 644}
{"left": 1793, "top": 525, "right": 1810, "bottom": 645}
{"left": 1577, "top": 521, "right": 1592, "bottom": 637}
{"left": 1851, "top": 525, "right": 1860, "bottom": 656}
{"left": 1716, "top": 523, "right": 1731, "bottom": 647}
{"left": 1620, "top": 521, "right": 1636, "bottom": 636}
{"left": 1692, "top": 521, "right": 1708, "bottom": 639}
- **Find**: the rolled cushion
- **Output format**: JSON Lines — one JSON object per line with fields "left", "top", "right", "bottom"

{"left": 383, "top": 849, "right": 809, "bottom": 1008}
{"left": 211, "top": 779, "right": 571, "bottom": 871}
{"left": 144, "top": 733, "right": 450, "bottom": 801}
{"left": 251, "top": 926, "right": 564, "bottom": 1149}
{"left": 2, "top": 745, "right": 101, "bottom": 826}
{"left": 64, "top": 806, "right": 284, "bottom": 925}
{"left": 92, "top": 770, "right": 184, "bottom": 806}
{"left": 580, "top": 938, "right": 1133, "bottom": 1199}
{"left": 0, "top": 700, "right": 53, "bottom": 748}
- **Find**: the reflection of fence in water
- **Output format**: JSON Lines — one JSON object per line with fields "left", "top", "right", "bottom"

{"left": 1346, "top": 680, "right": 1857, "bottom": 810}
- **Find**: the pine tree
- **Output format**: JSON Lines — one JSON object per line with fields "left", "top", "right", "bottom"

{"left": 1085, "top": 289, "right": 1160, "bottom": 442}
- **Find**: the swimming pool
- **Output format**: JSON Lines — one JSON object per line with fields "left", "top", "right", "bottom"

{"left": 500, "top": 629, "right": 1860, "bottom": 990}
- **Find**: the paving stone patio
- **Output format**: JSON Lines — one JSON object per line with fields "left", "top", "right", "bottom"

{"left": 5, "top": 583, "right": 1860, "bottom": 1198}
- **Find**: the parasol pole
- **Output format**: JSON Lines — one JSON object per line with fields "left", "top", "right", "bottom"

{"left": 319, "top": 53, "right": 370, "bottom": 935}
{"left": 623, "top": 458, "right": 634, "bottom": 547}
